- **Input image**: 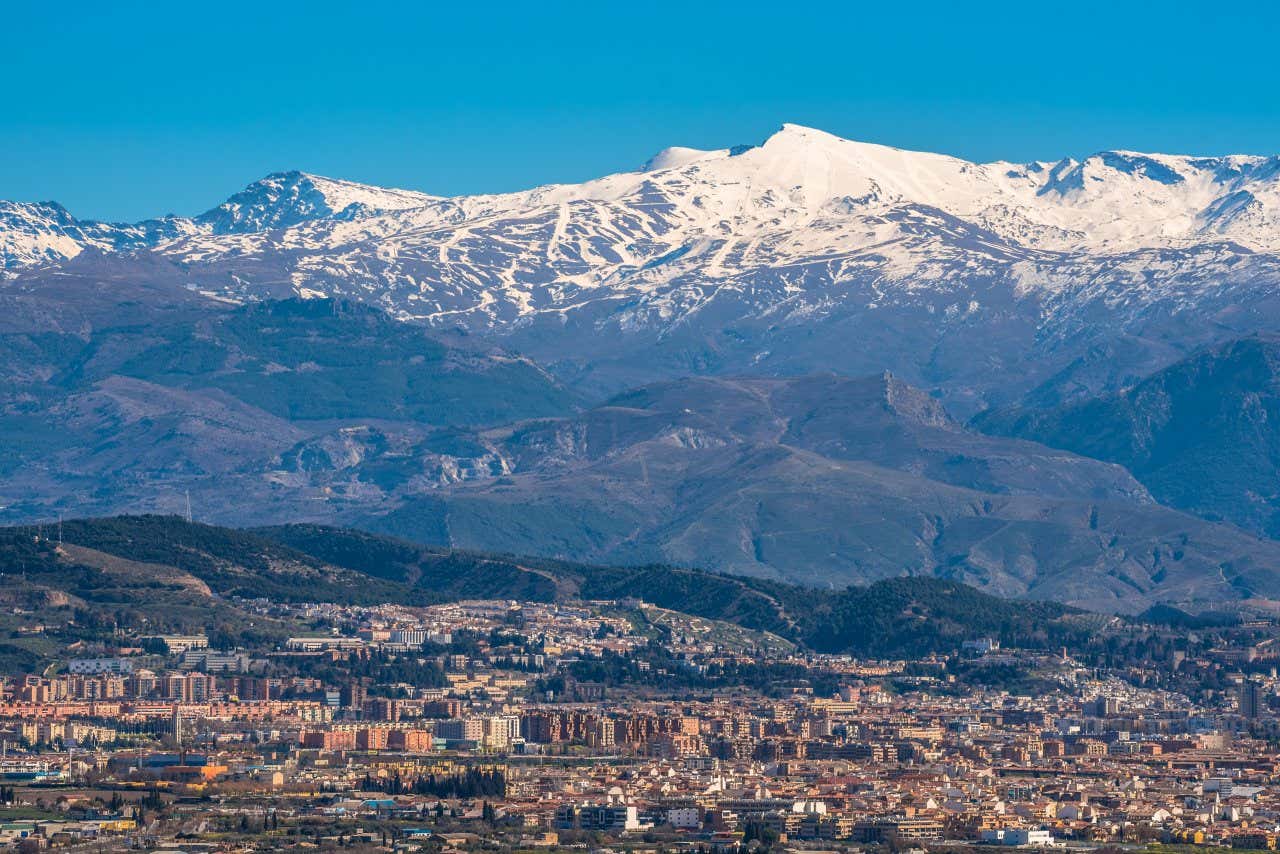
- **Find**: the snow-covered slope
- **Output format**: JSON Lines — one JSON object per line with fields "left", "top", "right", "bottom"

{"left": 5, "top": 124, "right": 1280, "bottom": 408}
{"left": 0, "top": 201, "right": 198, "bottom": 270}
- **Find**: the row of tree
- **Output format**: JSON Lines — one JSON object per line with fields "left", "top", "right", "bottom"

{"left": 360, "top": 767, "right": 505, "bottom": 798}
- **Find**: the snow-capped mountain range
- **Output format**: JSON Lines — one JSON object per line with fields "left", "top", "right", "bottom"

{"left": 6, "top": 123, "right": 1280, "bottom": 408}
{"left": 10, "top": 123, "right": 1280, "bottom": 612}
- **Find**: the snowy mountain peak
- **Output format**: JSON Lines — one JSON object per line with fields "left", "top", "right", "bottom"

{"left": 1, "top": 200, "right": 85, "bottom": 269}
{"left": 194, "top": 170, "right": 438, "bottom": 234}
{"left": 765, "top": 122, "right": 854, "bottom": 147}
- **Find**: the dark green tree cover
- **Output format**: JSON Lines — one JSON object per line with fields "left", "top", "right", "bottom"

{"left": 558, "top": 647, "right": 840, "bottom": 696}
{"left": 360, "top": 768, "right": 504, "bottom": 798}
{"left": 785, "top": 576, "right": 1086, "bottom": 656}
{"left": 283, "top": 650, "right": 447, "bottom": 691}
{"left": 258, "top": 523, "right": 566, "bottom": 602}
{"left": 12, "top": 515, "right": 426, "bottom": 606}
{"left": 0, "top": 529, "right": 61, "bottom": 567}
{"left": 741, "top": 818, "right": 781, "bottom": 847}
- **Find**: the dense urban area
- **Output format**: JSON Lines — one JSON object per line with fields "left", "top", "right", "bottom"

{"left": 4, "top": 551, "right": 1280, "bottom": 854}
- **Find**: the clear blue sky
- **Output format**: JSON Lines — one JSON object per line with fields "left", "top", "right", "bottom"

{"left": 4, "top": 0, "right": 1278, "bottom": 222}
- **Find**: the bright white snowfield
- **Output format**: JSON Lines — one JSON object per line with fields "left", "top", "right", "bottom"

{"left": 4, "top": 123, "right": 1280, "bottom": 330}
